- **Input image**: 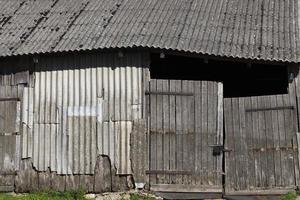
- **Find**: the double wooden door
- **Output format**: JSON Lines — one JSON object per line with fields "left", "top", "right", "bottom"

{"left": 147, "top": 79, "right": 299, "bottom": 196}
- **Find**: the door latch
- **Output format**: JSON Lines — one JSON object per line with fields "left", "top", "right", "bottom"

{"left": 209, "top": 145, "right": 232, "bottom": 156}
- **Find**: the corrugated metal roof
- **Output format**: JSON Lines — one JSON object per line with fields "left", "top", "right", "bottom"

{"left": 0, "top": 0, "right": 299, "bottom": 62}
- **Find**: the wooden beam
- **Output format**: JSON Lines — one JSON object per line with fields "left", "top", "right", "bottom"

{"left": 146, "top": 170, "right": 193, "bottom": 175}
{"left": 150, "top": 184, "right": 222, "bottom": 193}
{"left": 225, "top": 188, "right": 296, "bottom": 196}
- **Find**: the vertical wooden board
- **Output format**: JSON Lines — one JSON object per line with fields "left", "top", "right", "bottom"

{"left": 169, "top": 80, "right": 176, "bottom": 184}
{"left": 194, "top": 81, "right": 202, "bottom": 185}
{"left": 251, "top": 96, "right": 261, "bottom": 188}
{"left": 216, "top": 82, "right": 223, "bottom": 187}
{"left": 207, "top": 82, "right": 216, "bottom": 186}
{"left": 224, "top": 98, "right": 235, "bottom": 191}
{"left": 232, "top": 98, "right": 241, "bottom": 190}
{"left": 276, "top": 95, "right": 287, "bottom": 187}
{"left": 162, "top": 80, "right": 170, "bottom": 184}
{"left": 265, "top": 101, "right": 275, "bottom": 187}
{"left": 270, "top": 96, "right": 282, "bottom": 187}
{"left": 283, "top": 108, "right": 295, "bottom": 186}
{"left": 155, "top": 80, "right": 164, "bottom": 183}
{"left": 238, "top": 98, "right": 247, "bottom": 190}
{"left": 188, "top": 81, "right": 195, "bottom": 185}
{"left": 201, "top": 81, "right": 208, "bottom": 186}
{"left": 245, "top": 97, "right": 255, "bottom": 189}
{"left": 175, "top": 80, "right": 183, "bottom": 184}
{"left": 256, "top": 97, "right": 266, "bottom": 188}
{"left": 149, "top": 80, "right": 157, "bottom": 184}
{"left": 94, "top": 155, "right": 112, "bottom": 193}
{"left": 181, "top": 81, "right": 189, "bottom": 185}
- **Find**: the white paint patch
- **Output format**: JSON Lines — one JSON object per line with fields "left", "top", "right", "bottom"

{"left": 67, "top": 99, "right": 103, "bottom": 122}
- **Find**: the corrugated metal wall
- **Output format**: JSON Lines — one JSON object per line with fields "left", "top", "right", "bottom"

{"left": 21, "top": 51, "right": 149, "bottom": 175}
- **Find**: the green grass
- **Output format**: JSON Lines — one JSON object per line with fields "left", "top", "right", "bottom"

{"left": 281, "top": 192, "right": 298, "bottom": 200}
{"left": 0, "top": 190, "right": 87, "bottom": 200}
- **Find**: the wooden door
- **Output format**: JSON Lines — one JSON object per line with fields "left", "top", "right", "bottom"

{"left": 146, "top": 79, "right": 223, "bottom": 193}
{"left": 224, "top": 93, "right": 299, "bottom": 195}
{"left": 0, "top": 99, "right": 20, "bottom": 191}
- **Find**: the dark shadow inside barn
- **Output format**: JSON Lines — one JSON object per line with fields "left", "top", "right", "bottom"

{"left": 150, "top": 53, "right": 289, "bottom": 97}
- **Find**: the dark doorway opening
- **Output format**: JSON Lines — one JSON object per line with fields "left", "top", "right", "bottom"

{"left": 150, "top": 53, "right": 289, "bottom": 98}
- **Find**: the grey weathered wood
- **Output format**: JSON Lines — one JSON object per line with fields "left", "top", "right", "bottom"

{"left": 148, "top": 79, "right": 222, "bottom": 191}
{"left": 94, "top": 155, "right": 111, "bottom": 193}
{"left": 156, "top": 80, "right": 163, "bottom": 184}
{"left": 217, "top": 83, "right": 223, "bottom": 186}
{"left": 151, "top": 184, "right": 222, "bottom": 193}
{"left": 149, "top": 80, "right": 157, "bottom": 184}
{"left": 130, "top": 119, "right": 147, "bottom": 185}
{"left": 169, "top": 80, "right": 176, "bottom": 184}
{"left": 225, "top": 91, "right": 298, "bottom": 194}
{"left": 162, "top": 80, "right": 170, "bottom": 184}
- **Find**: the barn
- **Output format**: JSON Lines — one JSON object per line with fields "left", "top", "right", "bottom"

{"left": 0, "top": 0, "right": 300, "bottom": 199}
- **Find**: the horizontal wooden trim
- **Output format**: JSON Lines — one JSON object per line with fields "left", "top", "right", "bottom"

{"left": 145, "top": 91, "right": 194, "bottom": 96}
{"left": 151, "top": 184, "right": 222, "bottom": 193}
{"left": 0, "top": 98, "right": 20, "bottom": 102}
{"left": 250, "top": 146, "right": 297, "bottom": 152}
{"left": 225, "top": 188, "right": 296, "bottom": 196}
{"left": 146, "top": 170, "right": 193, "bottom": 175}
{"left": 245, "top": 106, "right": 294, "bottom": 112}
{"left": 155, "top": 192, "right": 223, "bottom": 200}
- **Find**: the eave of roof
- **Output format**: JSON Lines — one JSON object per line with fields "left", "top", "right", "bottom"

{"left": 0, "top": 0, "right": 299, "bottom": 63}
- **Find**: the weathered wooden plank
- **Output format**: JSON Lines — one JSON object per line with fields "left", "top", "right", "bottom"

{"left": 94, "top": 155, "right": 112, "bottom": 193}
{"left": 156, "top": 80, "right": 164, "bottom": 184}
{"left": 216, "top": 82, "right": 223, "bottom": 187}
{"left": 270, "top": 96, "right": 282, "bottom": 187}
{"left": 232, "top": 98, "right": 241, "bottom": 190}
{"left": 131, "top": 119, "right": 147, "bottom": 187}
{"left": 175, "top": 80, "right": 183, "bottom": 184}
{"left": 251, "top": 96, "right": 261, "bottom": 188}
{"left": 169, "top": 80, "right": 176, "bottom": 184}
{"left": 181, "top": 80, "right": 189, "bottom": 185}
{"left": 151, "top": 184, "right": 222, "bottom": 193}
{"left": 150, "top": 80, "right": 157, "bottom": 184}
{"left": 257, "top": 96, "right": 267, "bottom": 188}
{"left": 162, "top": 80, "right": 170, "bottom": 184}
{"left": 265, "top": 98, "right": 275, "bottom": 187}
{"left": 187, "top": 81, "right": 195, "bottom": 185}
{"left": 245, "top": 97, "right": 255, "bottom": 189}
{"left": 194, "top": 81, "right": 202, "bottom": 185}
{"left": 201, "top": 81, "right": 208, "bottom": 186}
{"left": 207, "top": 81, "right": 215, "bottom": 186}
{"left": 277, "top": 95, "right": 288, "bottom": 187}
